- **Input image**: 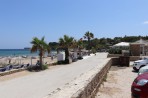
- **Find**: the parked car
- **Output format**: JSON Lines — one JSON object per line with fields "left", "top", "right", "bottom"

{"left": 131, "top": 73, "right": 148, "bottom": 98}
{"left": 138, "top": 65, "right": 148, "bottom": 75}
{"left": 133, "top": 57, "right": 148, "bottom": 71}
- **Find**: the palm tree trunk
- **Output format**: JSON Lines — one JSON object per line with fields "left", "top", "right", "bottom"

{"left": 65, "top": 48, "right": 69, "bottom": 64}
{"left": 39, "top": 51, "right": 43, "bottom": 69}
{"left": 88, "top": 37, "right": 90, "bottom": 55}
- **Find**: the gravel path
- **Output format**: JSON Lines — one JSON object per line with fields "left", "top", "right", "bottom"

{"left": 95, "top": 66, "right": 137, "bottom": 98}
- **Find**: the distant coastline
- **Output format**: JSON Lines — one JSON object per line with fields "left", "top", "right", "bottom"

{"left": 24, "top": 47, "right": 31, "bottom": 50}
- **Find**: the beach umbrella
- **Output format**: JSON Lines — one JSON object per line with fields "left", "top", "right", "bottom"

{"left": 18, "top": 56, "right": 22, "bottom": 64}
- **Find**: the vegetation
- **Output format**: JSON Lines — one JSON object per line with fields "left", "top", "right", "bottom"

{"left": 58, "top": 35, "right": 74, "bottom": 64}
{"left": 83, "top": 31, "right": 94, "bottom": 55}
{"left": 39, "top": 35, "right": 148, "bottom": 54}
{"left": 48, "top": 42, "right": 59, "bottom": 50}
{"left": 30, "top": 37, "right": 50, "bottom": 69}
{"left": 108, "top": 48, "right": 122, "bottom": 54}
{"left": 30, "top": 34, "right": 148, "bottom": 68}
{"left": 77, "top": 38, "right": 84, "bottom": 53}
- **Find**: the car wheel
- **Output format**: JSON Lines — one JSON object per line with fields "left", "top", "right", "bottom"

{"left": 133, "top": 67, "right": 139, "bottom": 72}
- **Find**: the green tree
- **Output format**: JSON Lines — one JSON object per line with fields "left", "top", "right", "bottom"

{"left": 84, "top": 31, "right": 94, "bottom": 55}
{"left": 59, "top": 35, "right": 74, "bottom": 63}
{"left": 48, "top": 42, "right": 59, "bottom": 50}
{"left": 77, "top": 38, "right": 84, "bottom": 50}
{"left": 91, "top": 38, "right": 99, "bottom": 50}
{"left": 30, "top": 37, "right": 50, "bottom": 69}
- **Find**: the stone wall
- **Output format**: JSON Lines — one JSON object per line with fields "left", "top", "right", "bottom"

{"left": 107, "top": 54, "right": 122, "bottom": 58}
{"left": 71, "top": 59, "right": 113, "bottom": 98}
{"left": 130, "top": 44, "right": 141, "bottom": 56}
{"left": 108, "top": 54, "right": 140, "bottom": 62}
{"left": 111, "top": 57, "right": 120, "bottom": 65}
{"left": 130, "top": 56, "right": 140, "bottom": 61}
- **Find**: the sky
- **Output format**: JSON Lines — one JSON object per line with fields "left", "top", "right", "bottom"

{"left": 0, "top": 0, "right": 148, "bottom": 49}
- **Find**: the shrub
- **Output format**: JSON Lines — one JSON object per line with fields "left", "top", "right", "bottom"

{"left": 42, "top": 64, "right": 48, "bottom": 70}
{"left": 109, "top": 48, "right": 122, "bottom": 54}
{"left": 27, "top": 66, "right": 40, "bottom": 71}
{"left": 27, "top": 64, "right": 48, "bottom": 71}
{"left": 52, "top": 62, "right": 58, "bottom": 65}
{"left": 57, "top": 59, "right": 70, "bottom": 64}
{"left": 77, "top": 56, "right": 83, "bottom": 60}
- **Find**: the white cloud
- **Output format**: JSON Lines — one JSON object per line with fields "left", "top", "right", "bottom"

{"left": 143, "top": 21, "right": 148, "bottom": 24}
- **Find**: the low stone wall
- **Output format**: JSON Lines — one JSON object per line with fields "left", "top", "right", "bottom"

{"left": 71, "top": 59, "right": 113, "bottom": 98}
{"left": 111, "top": 57, "right": 120, "bottom": 65}
{"left": 108, "top": 55, "right": 140, "bottom": 62}
{"left": 130, "top": 56, "right": 140, "bottom": 61}
{"left": 107, "top": 54, "right": 122, "bottom": 58}
{"left": 108, "top": 54, "right": 140, "bottom": 61}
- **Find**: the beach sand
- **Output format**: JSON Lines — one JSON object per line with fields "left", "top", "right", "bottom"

{"left": 0, "top": 70, "right": 32, "bottom": 82}
{"left": 0, "top": 56, "right": 57, "bottom": 66}
{"left": 19, "top": 57, "right": 57, "bottom": 65}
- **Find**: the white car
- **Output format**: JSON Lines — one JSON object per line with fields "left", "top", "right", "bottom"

{"left": 133, "top": 57, "right": 148, "bottom": 71}
{"left": 138, "top": 65, "right": 148, "bottom": 75}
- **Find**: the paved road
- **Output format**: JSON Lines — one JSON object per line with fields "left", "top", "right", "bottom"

{"left": 0, "top": 53, "right": 109, "bottom": 98}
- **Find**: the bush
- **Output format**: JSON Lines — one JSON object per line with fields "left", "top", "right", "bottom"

{"left": 52, "top": 62, "right": 58, "bottom": 65}
{"left": 27, "top": 66, "right": 40, "bottom": 71}
{"left": 57, "top": 59, "right": 70, "bottom": 64}
{"left": 42, "top": 64, "right": 48, "bottom": 70}
{"left": 27, "top": 64, "right": 48, "bottom": 71}
{"left": 77, "top": 56, "right": 83, "bottom": 60}
{"left": 109, "top": 48, "right": 122, "bottom": 54}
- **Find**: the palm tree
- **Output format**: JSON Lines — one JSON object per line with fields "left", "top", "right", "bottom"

{"left": 84, "top": 31, "right": 94, "bottom": 55}
{"left": 30, "top": 37, "right": 50, "bottom": 69}
{"left": 59, "top": 35, "right": 74, "bottom": 64}
{"left": 77, "top": 38, "right": 84, "bottom": 49}
{"left": 77, "top": 38, "right": 84, "bottom": 57}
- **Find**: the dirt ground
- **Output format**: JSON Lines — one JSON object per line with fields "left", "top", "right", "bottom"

{"left": 95, "top": 66, "right": 137, "bottom": 98}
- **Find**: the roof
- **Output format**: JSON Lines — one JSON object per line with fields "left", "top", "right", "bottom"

{"left": 131, "top": 39, "right": 148, "bottom": 45}
{"left": 113, "top": 42, "right": 130, "bottom": 47}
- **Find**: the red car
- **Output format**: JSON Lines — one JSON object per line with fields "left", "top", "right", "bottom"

{"left": 131, "top": 73, "right": 148, "bottom": 98}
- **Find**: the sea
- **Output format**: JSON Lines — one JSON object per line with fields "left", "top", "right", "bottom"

{"left": 0, "top": 49, "right": 56, "bottom": 57}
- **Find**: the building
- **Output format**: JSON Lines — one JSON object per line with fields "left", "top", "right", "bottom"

{"left": 113, "top": 42, "right": 130, "bottom": 50}
{"left": 130, "top": 39, "right": 148, "bottom": 56}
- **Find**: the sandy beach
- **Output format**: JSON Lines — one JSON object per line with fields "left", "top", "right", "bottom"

{"left": 0, "top": 56, "right": 57, "bottom": 67}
